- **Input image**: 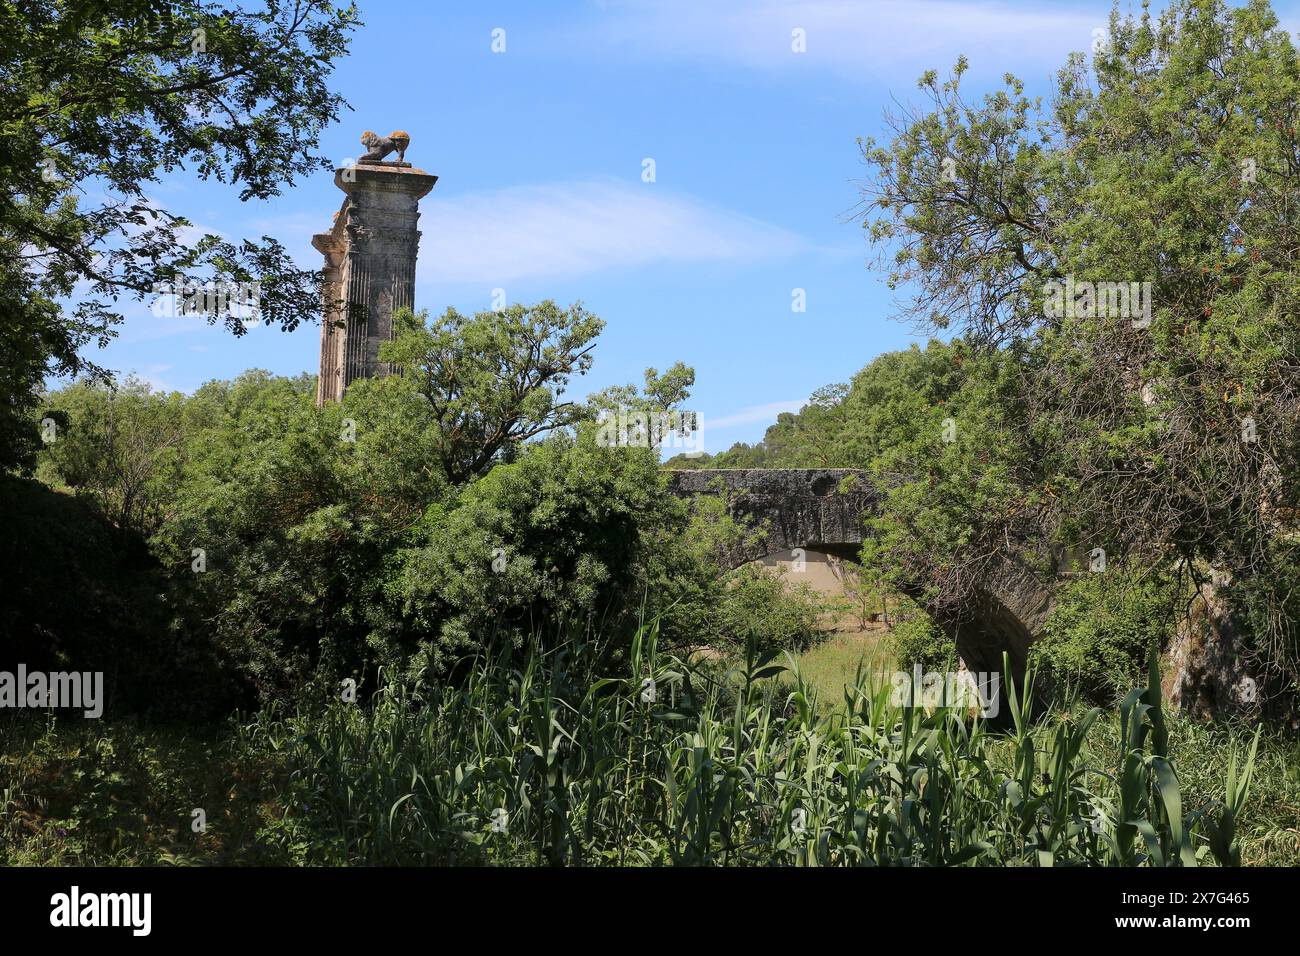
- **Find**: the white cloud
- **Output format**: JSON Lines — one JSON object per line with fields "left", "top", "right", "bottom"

{"left": 565, "top": 0, "right": 1104, "bottom": 78}
{"left": 127, "top": 364, "right": 180, "bottom": 394}
{"left": 416, "top": 180, "right": 806, "bottom": 285}
{"left": 705, "top": 398, "right": 806, "bottom": 431}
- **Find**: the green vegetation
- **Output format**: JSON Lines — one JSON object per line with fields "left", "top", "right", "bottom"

{"left": 714, "top": 565, "right": 826, "bottom": 654}
{"left": 18, "top": 304, "right": 816, "bottom": 711}
{"left": 887, "top": 604, "right": 954, "bottom": 672}
{"left": 5, "top": 0, "right": 1300, "bottom": 869}
{"left": 5, "top": 631, "right": 1295, "bottom": 866}
{"left": 791, "top": 629, "right": 892, "bottom": 704}
{"left": 0, "top": 0, "right": 359, "bottom": 474}
{"left": 675, "top": 0, "right": 1300, "bottom": 713}
{"left": 0, "top": 716, "right": 284, "bottom": 865}
{"left": 1034, "top": 567, "right": 1187, "bottom": 701}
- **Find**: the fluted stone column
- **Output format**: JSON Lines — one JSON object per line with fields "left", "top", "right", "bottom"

{"left": 314, "top": 157, "right": 437, "bottom": 406}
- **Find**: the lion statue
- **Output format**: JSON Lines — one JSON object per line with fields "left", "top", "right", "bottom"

{"left": 359, "top": 129, "right": 410, "bottom": 163}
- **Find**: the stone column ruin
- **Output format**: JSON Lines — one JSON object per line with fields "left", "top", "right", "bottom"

{"left": 314, "top": 133, "right": 437, "bottom": 406}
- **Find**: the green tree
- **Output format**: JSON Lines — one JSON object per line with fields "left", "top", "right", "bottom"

{"left": 38, "top": 376, "right": 186, "bottom": 541}
{"left": 663, "top": 442, "right": 771, "bottom": 470}
{"left": 62, "top": 305, "right": 717, "bottom": 697}
{"left": 395, "top": 428, "right": 690, "bottom": 674}
{"left": 857, "top": 0, "right": 1300, "bottom": 697}
{"left": 380, "top": 303, "right": 604, "bottom": 484}
{"left": 151, "top": 371, "right": 358, "bottom": 697}
{"left": 0, "top": 0, "right": 358, "bottom": 472}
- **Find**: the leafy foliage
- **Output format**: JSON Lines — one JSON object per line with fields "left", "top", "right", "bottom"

{"left": 714, "top": 565, "right": 826, "bottom": 655}
{"left": 38, "top": 376, "right": 186, "bottom": 541}
{"left": 380, "top": 303, "right": 604, "bottom": 484}
{"left": 1034, "top": 566, "right": 1186, "bottom": 702}
{"left": 394, "top": 428, "right": 689, "bottom": 675}
{"left": 855, "top": 0, "right": 1300, "bottom": 696}
{"left": 685, "top": 2, "right": 1300, "bottom": 704}
{"left": 0, "top": 0, "right": 358, "bottom": 471}
{"left": 21, "top": 304, "right": 744, "bottom": 704}
{"left": 238, "top": 628, "right": 1264, "bottom": 867}
{"left": 887, "top": 602, "right": 955, "bottom": 670}
{"left": 0, "top": 474, "right": 227, "bottom": 718}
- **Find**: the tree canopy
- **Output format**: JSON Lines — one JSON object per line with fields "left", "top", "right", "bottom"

{"left": 700, "top": 0, "right": 1300, "bottom": 705}
{"left": 1, "top": 0, "right": 358, "bottom": 471}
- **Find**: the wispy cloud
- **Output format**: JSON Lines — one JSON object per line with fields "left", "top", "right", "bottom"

{"left": 705, "top": 398, "right": 806, "bottom": 431}
{"left": 127, "top": 363, "right": 179, "bottom": 394}
{"left": 416, "top": 180, "right": 807, "bottom": 285}
{"left": 114, "top": 303, "right": 218, "bottom": 344}
{"left": 565, "top": 0, "right": 1104, "bottom": 79}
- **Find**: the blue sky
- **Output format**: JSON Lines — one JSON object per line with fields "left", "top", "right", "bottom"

{"left": 90, "top": 0, "right": 1300, "bottom": 452}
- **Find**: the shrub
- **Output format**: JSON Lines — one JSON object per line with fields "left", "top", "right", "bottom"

{"left": 886, "top": 600, "right": 954, "bottom": 669}
{"left": 715, "top": 564, "right": 826, "bottom": 654}
{"left": 0, "top": 474, "right": 231, "bottom": 719}
{"left": 1033, "top": 566, "right": 1183, "bottom": 702}
{"left": 392, "top": 427, "right": 730, "bottom": 676}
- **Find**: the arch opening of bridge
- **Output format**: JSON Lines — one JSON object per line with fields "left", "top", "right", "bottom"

{"left": 665, "top": 468, "right": 1055, "bottom": 718}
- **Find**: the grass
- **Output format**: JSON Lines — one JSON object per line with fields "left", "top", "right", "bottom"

{"left": 3, "top": 625, "right": 1296, "bottom": 867}
{"left": 791, "top": 625, "right": 893, "bottom": 708}
{"left": 0, "top": 713, "right": 295, "bottom": 865}
{"left": 795, "top": 625, "right": 1300, "bottom": 867}
{"left": 1085, "top": 705, "right": 1300, "bottom": 866}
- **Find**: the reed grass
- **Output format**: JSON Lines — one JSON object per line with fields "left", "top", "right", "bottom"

{"left": 245, "top": 624, "right": 1264, "bottom": 866}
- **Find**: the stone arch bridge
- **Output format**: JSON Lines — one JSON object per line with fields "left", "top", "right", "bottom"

{"left": 665, "top": 468, "right": 1055, "bottom": 702}
{"left": 665, "top": 468, "right": 874, "bottom": 565}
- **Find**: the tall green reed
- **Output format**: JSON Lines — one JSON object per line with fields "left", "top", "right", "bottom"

{"left": 247, "top": 625, "right": 1258, "bottom": 866}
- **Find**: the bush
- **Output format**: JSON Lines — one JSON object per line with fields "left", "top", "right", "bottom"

{"left": 715, "top": 564, "right": 826, "bottom": 654}
{"left": 886, "top": 601, "right": 954, "bottom": 669}
{"left": 0, "top": 474, "right": 232, "bottom": 719}
{"left": 1033, "top": 566, "right": 1183, "bottom": 702}
{"left": 395, "top": 429, "right": 688, "bottom": 674}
